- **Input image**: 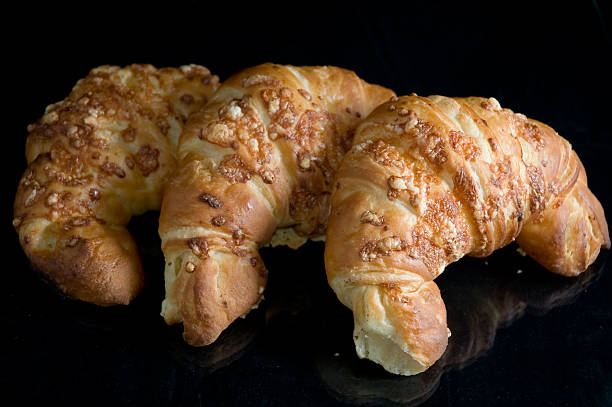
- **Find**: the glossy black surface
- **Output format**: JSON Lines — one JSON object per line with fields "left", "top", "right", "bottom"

{"left": 4, "top": 1, "right": 611, "bottom": 406}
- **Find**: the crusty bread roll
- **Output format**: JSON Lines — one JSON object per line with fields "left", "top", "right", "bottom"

{"left": 324, "top": 94, "right": 609, "bottom": 375}
{"left": 14, "top": 64, "right": 219, "bottom": 305}
{"left": 158, "top": 63, "right": 395, "bottom": 346}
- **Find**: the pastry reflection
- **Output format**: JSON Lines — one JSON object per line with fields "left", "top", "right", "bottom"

{"left": 166, "top": 308, "right": 262, "bottom": 374}
{"left": 315, "top": 251, "right": 605, "bottom": 406}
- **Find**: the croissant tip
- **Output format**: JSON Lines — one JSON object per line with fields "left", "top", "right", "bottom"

{"left": 183, "top": 330, "right": 218, "bottom": 347}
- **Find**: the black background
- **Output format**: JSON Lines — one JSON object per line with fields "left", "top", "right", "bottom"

{"left": 3, "top": 1, "right": 611, "bottom": 406}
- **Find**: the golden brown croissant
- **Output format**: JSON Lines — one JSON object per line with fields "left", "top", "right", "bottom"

{"left": 158, "top": 63, "right": 394, "bottom": 346}
{"left": 324, "top": 94, "right": 609, "bottom": 375}
{"left": 13, "top": 64, "right": 219, "bottom": 305}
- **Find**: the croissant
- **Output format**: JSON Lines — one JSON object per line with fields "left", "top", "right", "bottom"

{"left": 324, "top": 94, "right": 609, "bottom": 375}
{"left": 158, "top": 63, "right": 395, "bottom": 345}
{"left": 13, "top": 64, "right": 219, "bottom": 305}
{"left": 317, "top": 255, "right": 603, "bottom": 405}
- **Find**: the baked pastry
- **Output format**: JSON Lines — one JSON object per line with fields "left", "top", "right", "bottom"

{"left": 158, "top": 63, "right": 395, "bottom": 346}
{"left": 316, "top": 253, "right": 604, "bottom": 404}
{"left": 324, "top": 94, "right": 609, "bottom": 375}
{"left": 13, "top": 64, "right": 219, "bottom": 305}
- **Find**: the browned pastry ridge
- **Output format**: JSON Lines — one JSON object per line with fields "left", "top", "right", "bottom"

{"left": 158, "top": 63, "right": 395, "bottom": 346}
{"left": 13, "top": 64, "right": 219, "bottom": 305}
{"left": 324, "top": 95, "right": 609, "bottom": 375}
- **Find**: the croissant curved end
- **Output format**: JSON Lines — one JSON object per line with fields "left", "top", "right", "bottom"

{"left": 160, "top": 241, "right": 267, "bottom": 346}
{"left": 18, "top": 219, "right": 143, "bottom": 306}
{"left": 353, "top": 322, "right": 430, "bottom": 376}
{"left": 333, "top": 278, "right": 449, "bottom": 376}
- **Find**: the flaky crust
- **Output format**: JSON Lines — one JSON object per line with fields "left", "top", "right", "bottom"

{"left": 14, "top": 64, "right": 219, "bottom": 305}
{"left": 158, "top": 63, "right": 395, "bottom": 345}
{"left": 324, "top": 95, "right": 609, "bottom": 375}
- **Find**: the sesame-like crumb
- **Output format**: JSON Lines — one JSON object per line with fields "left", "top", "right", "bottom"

{"left": 89, "top": 188, "right": 101, "bottom": 201}
{"left": 234, "top": 229, "right": 246, "bottom": 244}
{"left": 388, "top": 176, "right": 407, "bottom": 190}
{"left": 211, "top": 215, "right": 226, "bottom": 226}
{"left": 360, "top": 210, "right": 384, "bottom": 226}
{"left": 199, "top": 192, "right": 223, "bottom": 208}
{"left": 46, "top": 192, "right": 59, "bottom": 206}
{"left": 66, "top": 237, "right": 80, "bottom": 247}
{"left": 24, "top": 188, "right": 39, "bottom": 207}
{"left": 298, "top": 89, "right": 311, "bottom": 101}
{"left": 187, "top": 237, "right": 209, "bottom": 258}
{"left": 261, "top": 170, "right": 275, "bottom": 184}
{"left": 299, "top": 157, "right": 310, "bottom": 169}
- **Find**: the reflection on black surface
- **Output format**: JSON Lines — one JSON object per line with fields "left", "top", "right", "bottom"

{"left": 167, "top": 309, "right": 262, "bottom": 374}
{"left": 314, "top": 251, "right": 605, "bottom": 406}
